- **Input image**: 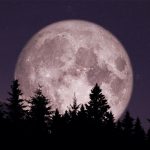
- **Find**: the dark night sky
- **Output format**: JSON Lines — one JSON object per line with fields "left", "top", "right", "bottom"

{"left": 0, "top": 0, "right": 150, "bottom": 128}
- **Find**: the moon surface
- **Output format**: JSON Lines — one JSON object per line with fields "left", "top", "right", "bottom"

{"left": 15, "top": 20, "right": 133, "bottom": 120}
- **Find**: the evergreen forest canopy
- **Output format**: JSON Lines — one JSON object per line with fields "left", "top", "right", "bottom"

{"left": 0, "top": 80, "right": 149, "bottom": 149}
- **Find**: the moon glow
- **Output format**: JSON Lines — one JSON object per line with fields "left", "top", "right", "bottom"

{"left": 15, "top": 20, "right": 133, "bottom": 120}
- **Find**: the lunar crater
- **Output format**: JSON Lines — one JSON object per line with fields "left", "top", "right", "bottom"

{"left": 75, "top": 47, "right": 98, "bottom": 69}
{"left": 115, "top": 57, "right": 127, "bottom": 72}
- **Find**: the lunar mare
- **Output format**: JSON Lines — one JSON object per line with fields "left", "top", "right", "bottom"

{"left": 15, "top": 20, "right": 133, "bottom": 120}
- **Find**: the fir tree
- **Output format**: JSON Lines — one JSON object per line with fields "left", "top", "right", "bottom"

{"left": 133, "top": 117, "right": 145, "bottom": 143}
{"left": 0, "top": 102, "right": 4, "bottom": 120}
{"left": 147, "top": 128, "right": 150, "bottom": 146}
{"left": 122, "top": 111, "right": 134, "bottom": 134}
{"left": 6, "top": 80, "right": 25, "bottom": 122}
{"left": 115, "top": 120, "right": 123, "bottom": 142}
{"left": 51, "top": 108, "right": 62, "bottom": 136}
{"left": 0, "top": 102, "right": 5, "bottom": 136}
{"left": 105, "top": 111, "right": 115, "bottom": 130}
{"left": 78, "top": 104, "right": 87, "bottom": 123}
{"left": 62, "top": 110, "right": 70, "bottom": 125}
{"left": 68, "top": 94, "right": 80, "bottom": 121}
{"left": 116, "top": 120, "right": 123, "bottom": 136}
{"left": 122, "top": 111, "right": 134, "bottom": 145}
{"left": 67, "top": 95, "right": 80, "bottom": 136}
{"left": 29, "top": 86, "right": 53, "bottom": 136}
{"left": 86, "top": 83, "right": 110, "bottom": 127}
{"left": 78, "top": 104, "right": 88, "bottom": 137}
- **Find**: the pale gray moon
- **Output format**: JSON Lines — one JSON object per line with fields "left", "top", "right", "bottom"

{"left": 15, "top": 20, "right": 133, "bottom": 120}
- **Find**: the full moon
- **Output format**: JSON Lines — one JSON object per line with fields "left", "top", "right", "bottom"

{"left": 15, "top": 20, "right": 133, "bottom": 120}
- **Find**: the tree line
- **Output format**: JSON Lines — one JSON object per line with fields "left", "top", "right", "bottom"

{"left": 0, "top": 80, "right": 149, "bottom": 149}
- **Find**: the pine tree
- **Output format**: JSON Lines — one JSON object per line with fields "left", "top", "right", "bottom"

{"left": 116, "top": 120, "right": 123, "bottom": 136}
{"left": 133, "top": 117, "right": 145, "bottom": 143}
{"left": 78, "top": 104, "right": 87, "bottom": 123}
{"left": 68, "top": 94, "right": 80, "bottom": 121}
{"left": 78, "top": 104, "right": 88, "bottom": 138}
{"left": 122, "top": 111, "right": 134, "bottom": 144}
{"left": 0, "top": 102, "right": 5, "bottom": 135}
{"left": 58, "top": 110, "right": 70, "bottom": 138}
{"left": 115, "top": 120, "right": 123, "bottom": 142}
{"left": 67, "top": 95, "right": 80, "bottom": 137}
{"left": 6, "top": 80, "right": 25, "bottom": 122}
{"left": 86, "top": 83, "right": 110, "bottom": 127}
{"left": 29, "top": 86, "right": 53, "bottom": 136}
{"left": 147, "top": 129, "right": 150, "bottom": 146}
{"left": 105, "top": 111, "right": 115, "bottom": 130}
{"left": 62, "top": 110, "right": 70, "bottom": 125}
{"left": 0, "top": 102, "right": 4, "bottom": 120}
{"left": 147, "top": 119, "right": 150, "bottom": 145}
{"left": 51, "top": 109, "right": 62, "bottom": 136}
{"left": 122, "top": 112, "right": 134, "bottom": 134}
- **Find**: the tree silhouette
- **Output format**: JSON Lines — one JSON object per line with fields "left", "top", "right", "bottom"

{"left": 4, "top": 79, "right": 27, "bottom": 144}
{"left": 83, "top": 83, "right": 111, "bottom": 147}
{"left": 147, "top": 128, "right": 150, "bottom": 147}
{"left": 0, "top": 80, "right": 149, "bottom": 148}
{"left": 78, "top": 104, "right": 87, "bottom": 125}
{"left": 133, "top": 117, "right": 145, "bottom": 145}
{"left": 86, "top": 83, "right": 110, "bottom": 128}
{"left": 51, "top": 108, "right": 62, "bottom": 136}
{"left": 77, "top": 104, "right": 88, "bottom": 142}
{"left": 105, "top": 111, "right": 115, "bottom": 133}
{"left": 0, "top": 102, "right": 5, "bottom": 138}
{"left": 67, "top": 95, "right": 80, "bottom": 137}
{"left": 62, "top": 110, "right": 70, "bottom": 127}
{"left": 68, "top": 94, "right": 80, "bottom": 122}
{"left": 105, "top": 111, "right": 115, "bottom": 127}
{"left": 29, "top": 86, "right": 53, "bottom": 137}
{"left": 0, "top": 102, "right": 4, "bottom": 120}
{"left": 147, "top": 119, "right": 150, "bottom": 144}
{"left": 122, "top": 112, "right": 134, "bottom": 132}
{"left": 122, "top": 111, "right": 134, "bottom": 146}
{"left": 115, "top": 120, "right": 123, "bottom": 142}
{"left": 6, "top": 80, "right": 25, "bottom": 122}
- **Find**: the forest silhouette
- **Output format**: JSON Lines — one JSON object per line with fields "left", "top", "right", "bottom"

{"left": 0, "top": 80, "right": 149, "bottom": 149}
